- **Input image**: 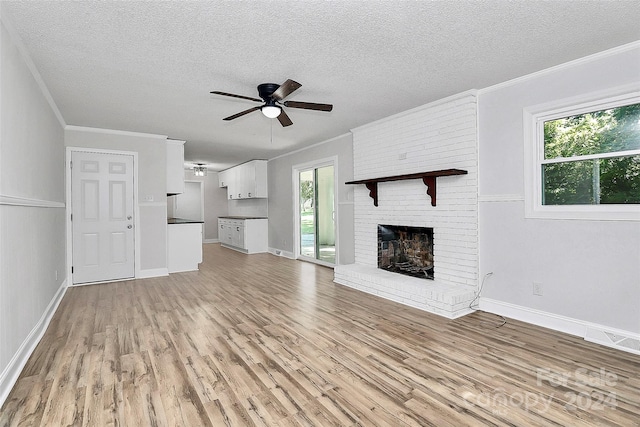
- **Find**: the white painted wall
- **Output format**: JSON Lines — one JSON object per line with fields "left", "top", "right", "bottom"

{"left": 478, "top": 44, "right": 640, "bottom": 334}
{"left": 64, "top": 127, "right": 168, "bottom": 272}
{"left": 267, "top": 134, "right": 355, "bottom": 264}
{"left": 0, "top": 11, "right": 67, "bottom": 404}
{"left": 352, "top": 92, "right": 479, "bottom": 287}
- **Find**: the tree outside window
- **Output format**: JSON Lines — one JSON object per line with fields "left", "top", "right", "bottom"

{"left": 542, "top": 103, "right": 640, "bottom": 205}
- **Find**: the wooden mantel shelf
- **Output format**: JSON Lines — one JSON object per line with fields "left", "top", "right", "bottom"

{"left": 345, "top": 168, "right": 468, "bottom": 207}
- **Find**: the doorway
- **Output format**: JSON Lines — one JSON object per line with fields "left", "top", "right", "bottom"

{"left": 295, "top": 160, "right": 337, "bottom": 265}
{"left": 169, "top": 181, "right": 204, "bottom": 240}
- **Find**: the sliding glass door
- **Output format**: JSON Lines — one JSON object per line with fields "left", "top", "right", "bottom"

{"left": 298, "top": 164, "right": 335, "bottom": 264}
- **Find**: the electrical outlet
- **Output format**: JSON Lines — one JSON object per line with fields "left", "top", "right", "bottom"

{"left": 398, "top": 152, "right": 407, "bottom": 160}
{"left": 533, "top": 282, "right": 543, "bottom": 296}
{"left": 143, "top": 195, "right": 154, "bottom": 202}
{"left": 55, "top": 270, "right": 58, "bottom": 281}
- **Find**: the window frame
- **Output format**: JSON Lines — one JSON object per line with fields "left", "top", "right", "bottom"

{"left": 524, "top": 85, "right": 640, "bottom": 221}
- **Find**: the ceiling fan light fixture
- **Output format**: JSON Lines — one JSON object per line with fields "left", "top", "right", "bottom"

{"left": 261, "top": 105, "right": 281, "bottom": 119}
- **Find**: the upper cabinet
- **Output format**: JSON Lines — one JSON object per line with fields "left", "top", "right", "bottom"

{"left": 218, "top": 168, "right": 231, "bottom": 188}
{"left": 166, "top": 140, "right": 185, "bottom": 195}
{"left": 219, "top": 160, "right": 268, "bottom": 199}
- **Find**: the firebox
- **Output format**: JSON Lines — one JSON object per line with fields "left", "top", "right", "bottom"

{"left": 377, "top": 224, "right": 434, "bottom": 280}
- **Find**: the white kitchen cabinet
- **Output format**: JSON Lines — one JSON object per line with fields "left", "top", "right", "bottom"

{"left": 218, "top": 168, "right": 231, "bottom": 188}
{"left": 223, "top": 160, "right": 267, "bottom": 200}
{"left": 166, "top": 140, "right": 185, "bottom": 195}
{"left": 244, "top": 160, "right": 267, "bottom": 199}
{"left": 218, "top": 217, "right": 267, "bottom": 254}
{"left": 167, "top": 222, "right": 202, "bottom": 272}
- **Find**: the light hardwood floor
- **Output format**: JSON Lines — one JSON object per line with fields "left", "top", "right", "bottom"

{"left": 1, "top": 244, "right": 639, "bottom": 426}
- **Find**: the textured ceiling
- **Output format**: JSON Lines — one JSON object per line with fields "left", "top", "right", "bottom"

{"left": 3, "top": 1, "right": 640, "bottom": 170}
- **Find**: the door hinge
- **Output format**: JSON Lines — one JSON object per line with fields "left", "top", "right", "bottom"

{"left": 70, "top": 213, "right": 73, "bottom": 221}
{"left": 71, "top": 266, "right": 74, "bottom": 273}
{"left": 70, "top": 160, "right": 73, "bottom": 169}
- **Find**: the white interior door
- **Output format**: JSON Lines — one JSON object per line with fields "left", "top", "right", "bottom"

{"left": 71, "top": 151, "right": 135, "bottom": 284}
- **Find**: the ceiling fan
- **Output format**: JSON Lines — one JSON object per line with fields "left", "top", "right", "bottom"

{"left": 210, "top": 79, "right": 333, "bottom": 127}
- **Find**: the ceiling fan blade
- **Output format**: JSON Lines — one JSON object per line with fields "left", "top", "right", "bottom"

{"left": 284, "top": 100, "right": 333, "bottom": 112}
{"left": 271, "top": 79, "right": 302, "bottom": 101}
{"left": 277, "top": 109, "right": 293, "bottom": 127}
{"left": 223, "top": 106, "right": 261, "bottom": 121}
{"left": 210, "top": 91, "right": 262, "bottom": 103}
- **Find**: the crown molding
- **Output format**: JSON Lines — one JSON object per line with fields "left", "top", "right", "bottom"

{"left": 478, "top": 41, "right": 640, "bottom": 95}
{"left": 65, "top": 125, "right": 168, "bottom": 140}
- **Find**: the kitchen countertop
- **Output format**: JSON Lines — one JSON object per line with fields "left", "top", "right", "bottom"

{"left": 168, "top": 217, "right": 204, "bottom": 224}
{"left": 218, "top": 216, "right": 268, "bottom": 220}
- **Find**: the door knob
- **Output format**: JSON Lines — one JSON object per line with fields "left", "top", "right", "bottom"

{"left": 127, "top": 225, "right": 133, "bottom": 229}
{"left": 127, "top": 215, "right": 132, "bottom": 220}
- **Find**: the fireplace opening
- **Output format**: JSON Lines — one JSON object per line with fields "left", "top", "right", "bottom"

{"left": 377, "top": 224, "right": 434, "bottom": 280}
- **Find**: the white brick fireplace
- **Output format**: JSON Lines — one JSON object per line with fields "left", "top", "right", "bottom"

{"left": 334, "top": 91, "right": 479, "bottom": 318}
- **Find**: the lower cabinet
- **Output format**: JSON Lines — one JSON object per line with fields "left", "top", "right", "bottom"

{"left": 218, "top": 218, "right": 267, "bottom": 254}
{"left": 168, "top": 223, "right": 203, "bottom": 272}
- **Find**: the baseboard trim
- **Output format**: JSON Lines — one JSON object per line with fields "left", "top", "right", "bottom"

{"left": 138, "top": 268, "right": 169, "bottom": 279}
{"left": 0, "top": 279, "right": 68, "bottom": 408}
{"left": 203, "top": 239, "right": 219, "bottom": 244}
{"left": 268, "top": 247, "right": 295, "bottom": 259}
{"left": 480, "top": 298, "right": 640, "bottom": 355}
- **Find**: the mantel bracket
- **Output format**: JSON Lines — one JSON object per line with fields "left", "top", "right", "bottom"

{"left": 422, "top": 176, "right": 437, "bottom": 207}
{"left": 365, "top": 182, "right": 379, "bottom": 207}
{"left": 345, "top": 168, "right": 467, "bottom": 207}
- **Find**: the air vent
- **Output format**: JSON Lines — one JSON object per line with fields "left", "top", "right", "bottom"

{"left": 585, "top": 327, "right": 640, "bottom": 355}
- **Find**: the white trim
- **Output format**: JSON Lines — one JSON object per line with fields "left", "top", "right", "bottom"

{"left": 479, "top": 41, "right": 640, "bottom": 95}
{"left": 138, "top": 268, "right": 169, "bottom": 279}
{"left": 480, "top": 297, "right": 640, "bottom": 355}
{"left": 65, "top": 125, "right": 167, "bottom": 140}
{"left": 204, "top": 239, "right": 220, "bottom": 244}
{"left": 268, "top": 133, "right": 352, "bottom": 161}
{"left": 523, "top": 85, "right": 640, "bottom": 221}
{"left": 65, "top": 147, "right": 141, "bottom": 284}
{"left": 0, "top": 6, "right": 66, "bottom": 128}
{"left": 0, "top": 194, "right": 65, "bottom": 208}
{"left": 480, "top": 297, "right": 588, "bottom": 336}
{"left": 268, "top": 247, "right": 295, "bottom": 259}
{"left": 478, "top": 194, "right": 525, "bottom": 203}
{"left": 0, "top": 279, "right": 68, "bottom": 408}
{"left": 351, "top": 90, "right": 478, "bottom": 133}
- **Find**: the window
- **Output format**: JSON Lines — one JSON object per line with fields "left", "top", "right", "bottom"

{"left": 542, "top": 102, "right": 640, "bottom": 205}
{"left": 525, "top": 88, "right": 640, "bottom": 220}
